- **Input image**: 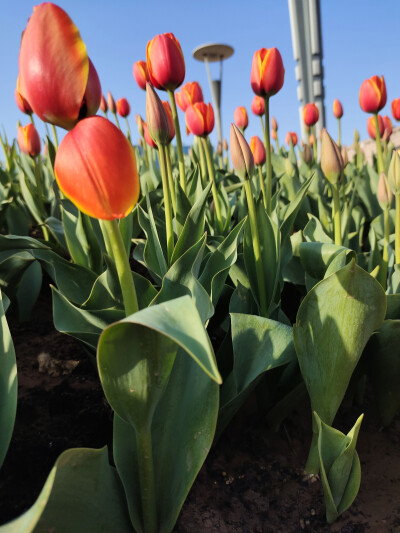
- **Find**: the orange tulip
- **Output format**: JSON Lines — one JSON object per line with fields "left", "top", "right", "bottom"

{"left": 185, "top": 103, "right": 214, "bottom": 137}
{"left": 271, "top": 116, "right": 278, "bottom": 131}
{"left": 250, "top": 48, "right": 285, "bottom": 97}
{"left": 143, "top": 123, "right": 157, "bottom": 149}
{"left": 303, "top": 103, "right": 319, "bottom": 127}
{"left": 146, "top": 33, "right": 185, "bottom": 91}
{"left": 250, "top": 136, "right": 266, "bottom": 166}
{"left": 17, "top": 124, "right": 41, "bottom": 157}
{"left": 54, "top": 116, "right": 139, "bottom": 220}
{"left": 382, "top": 115, "right": 393, "bottom": 138}
{"left": 133, "top": 60, "right": 149, "bottom": 91}
{"left": 15, "top": 78, "right": 33, "bottom": 115}
{"left": 116, "top": 98, "right": 130, "bottom": 118}
{"left": 333, "top": 99, "right": 343, "bottom": 119}
{"left": 286, "top": 132, "right": 298, "bottom": 146}
{"left": 176, "top": 81, "right": 204, "bottom": 111}
{"left": 234, "top": 106, "right": 249, "bottom": 130}
{"left": 251, "top": 95, "right": 265, "bottom": 116}
{"left": 367, "top": 115, "right": 384, "bottom": 139}
{"left": 392, "top": 99, "right": 400, "bottom": 121}
{"left": 18, "top": 3, "right": 101, "bottom": 130}
{"left": 359, "top": 76, "right": 387, "bottom": 113}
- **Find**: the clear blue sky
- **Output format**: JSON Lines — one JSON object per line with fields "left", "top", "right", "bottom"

{"left": 2, "top": 0, "right": 400, "bottom": 150}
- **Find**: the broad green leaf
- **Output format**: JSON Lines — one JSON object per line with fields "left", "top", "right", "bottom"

{"left": 280, "top": 174, "right": 314, "bottom": 243}
{"left": 303, "top": 214, "right": 333, "bottom": 243}
{"left": 138, "top": 203, "right": 167, "bottom": 283}
{"left": 15, "top": 260, "right": 42, "bottom": 322}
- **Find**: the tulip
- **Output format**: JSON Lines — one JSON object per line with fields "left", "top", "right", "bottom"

{"left": 250, "top": 48, "right": 285, "bottom": 97}
{"left": 15, "top": 80, "right": 33, "bottom": 115}
{"left": 392, "top": 98, "right": 400, "bottom": 121}
{"left": 146, "top": 83, "right": 170, "bottom": 146}
{"left": 341, "top": 146, "right": 349, "bottom": 167}
{"left": 378, "top": 172, "right": 393, "bottom": 210}
{"left": 223, "top": 139, "right": 229, "bottom": 152}
{"left": 133, "top": 60, "right": 149, "bottom": 91}
{"left": 162, "top": 101, "right": 175, "bottom": 143}
{"left": 359, "top": 75, "right": 387, "bottom": 114}
{"left": 176, "top": 81, "right": 204, "bottom": 112}
{"left": 333, "top": 99, "right": 343, "bottom": 119}
{"left": 301, "top": 144, "right": 313, "bottom": 165}
{"left": 367, "top": 114, "right": 384, "bottom": 139}
{"left": 17, "top": 124, "right": 41, "bottom": 157}
{"left": 18, "top": 3, "right": 101, "bottom": 130}
{"left": 286, "top": 132, "right": 298, "bottom": 147}
{"left": 54, "top": 116, "right": 139, "bottom": 220}
{"left": 271, "top": 129, "right": 277, "bottom": 141}
{"left": 230, "top": 124, "right": 254, "bottom": 181}
{"left": 100, "top": 94, "right": 108, "bottom": 115}
{"left": 234, "top": 106, "right": 249, "bottom": 132}
{"left": 143, "top": 123, "right": 157, "bottom": 149}
{"left": 185, "top": 102, "right": 214, "bottom": 137}
{"left": 382, "top": 115, "right": 393, "bottom": 138}
{"left": 217, "top": 142, "right": 223, "bottom": 156}
{"left": 117, "top": 98, "right": 131, "bottom": 118}
{"left": 107, "top": 91, "right": 116, "bottom": 114}
{"left": 251, "top": 95, "right": 265, "bottom": 116}
{"left": 146, "top": 33, "right": 185, "bottom": 91}
{"left": 250, "top": 135, "right": 266, "bottom": 166}
{"left": 135, "top": 114, "right": 145, "bottom": 137}
{"left": 303, "top": 103, "right": 319, "bottom": 127}
{"left": 271, "top": 117, "right": 278, "bottom": 131}
{"left": 309, "top": 134, "right": 315, "bottom": 146}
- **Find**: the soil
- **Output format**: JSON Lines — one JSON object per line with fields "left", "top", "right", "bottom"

{"left": 0, "top": 283, "right": 399, "bottom": 533}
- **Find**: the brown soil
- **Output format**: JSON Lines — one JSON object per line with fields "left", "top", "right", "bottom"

{"left": 0, "top": 284, "right": 399, "bottom": 532}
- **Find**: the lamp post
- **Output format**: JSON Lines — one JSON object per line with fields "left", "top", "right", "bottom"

{"left": 193, "top": 43, "right": 234, "bottom": 147}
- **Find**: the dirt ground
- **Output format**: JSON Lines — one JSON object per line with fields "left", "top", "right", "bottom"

{"left": 0, "top": 285, "right": 399, "bottom": 533}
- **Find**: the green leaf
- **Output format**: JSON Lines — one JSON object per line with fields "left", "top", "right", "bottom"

{"left": 303, "top": 214, "right": 333, "bottom": 243}
{"left": 15, "top": 260, "right": 42, "bottom": 322}
{"left": 280, "top": 174, "right": 314, "bottom": 243}
{"left": 138, "top": 203, "right": 167, "bottom": 283}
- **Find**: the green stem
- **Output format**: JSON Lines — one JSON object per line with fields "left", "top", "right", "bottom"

{"left": 337, "top": 118, "right": 341, "bottom": 148}
{"left": 34, "top": 157, "right": 50, "bottom": 241}
{"left": 275, "top": 133, "right": 280, "bottom": 153}
{"left": 332, "top": 183, "right": 342, "bottom": 246}
{"left": 202, "top": 137, "right": 223, "bottom": 233}
{"left": 263, "top": 96, "right": 272, "bottom": 216}
{"left": 197, "top": 136, "right": 207, "bottom": 188}
{"left": 125, "top": 117, "right": 132, "bottom": 142}
{"left": 51, "top": 124, "right": 59, "bottom": 150}
{"left": 158, "top": 144, "right": 174, "bottom": 263}
{"left": 29, "top": 114, "right": 35, "bottom": 126}
{"left": 374, "top": 113, "right": 384, "bottom": 174}
{"left": 136, "top": 427, "right": 157, "bottom": 533}
{"left": 258, "top": 165, "right": 267, "bottom": 209}
{"left": 165, "top": 145, "right": 177, "bottom": 215}
{"left": 312, "top": 125, "right": 318, "bottom": 164}
{"left": 112, "top": 111, "right": 121, "bottom": 130}
{"left": 167, "top": 89, "right": 186, "bottom": 193}
{"left": 396, "top": 193, "right": 400, "bottom": 265}
{"left": 244, "top": 178, "right": 268, "bottom": 317}
{"left": 260, "top": 116, "right": 267, "bottom": 149}
{"left": 380, "top": 208, "right": 390, "bottom": 288}
{"left": 100, "top": 219, "right": 139, "bottom": 316}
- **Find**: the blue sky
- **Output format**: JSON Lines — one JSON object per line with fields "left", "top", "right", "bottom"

{"left": 2, "top": 0, "right": 400, "bottom": 150}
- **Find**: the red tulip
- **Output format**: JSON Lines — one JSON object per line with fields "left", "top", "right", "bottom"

{"left": 271, "top": 116, "right": 278, "bottom": 131}
{"left": 185, "top": 102, "right": 214, "bottom": 137}
{"left": 176, "top": 81, "right": 204, "bottom": 112}
{"left": 359, "top": 76, "right": 387, "bottom": 113}
{"left": 17, "top": 124, "right": 41, "bottom": 157}
{"left": 382, "top": 115, "right": 393, "bottom": 138}
{"left": 54, "top": 116, "right": 140, "bottom": 220}
{"left": 234, "top": 106, "right": 249, "bottom": 130}
{"left": 391, "top": 98, "right": 400, "bottom": 121}
{"left": 133, "top": 60, "right": 149, "bottom": 91}
{"left": 286, "top": 132, "right": 298, "bottom": 146}
{"left": 303, "top": 103, "right": 319, "bottom": 127}
{"left": 162, "top": 101, "right": 175, "bottom": 142}
{"left": 309, "top": 134, "right": 315, "bottom": 146}
{"left": 15, "top": 77, "right": 33, "bottom": 115}
{"left": 143, "top": 123, "right": 157, "bottom": 149}
{"left": 333, "top": 99, "right": 343, "bottom": 119}
{"left": 250, "top": 48, "right": 285, "bottom": 97}
{"left": 367, "top": 115, "right": 384, "bottom": 139}
{"left": 251, "top": 95, "right": 265, "bottom": 116}
{"left": 146, "top": 33, "right": 185, "bottom": 91}
{"left": 117, "top": 98, "right": 130, "bottom": 118}
{"left": 250, "top": 136, "right": 266, "bottom": 166}
{"left": 100, "top": 94, "right": 108, "bottom": 113}
{"left": 107, "top": 91, "right": 116, "bottom": 113}
{"left": 18, "top": 3, "right": 101, "bottom": 130}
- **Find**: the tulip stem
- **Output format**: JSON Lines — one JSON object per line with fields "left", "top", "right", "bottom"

{"left": 34, "top": 157, "right": 50, "bottom": 241}
{"left": 196, "top": 136, "right": 207, "bottom": 188}
{"left": 158, "top": 144, "right": 175, "bottom": 263}
{"left": 244, "top": 178, "right": 268, "bottom": 318}
{"left": 312, "top": 126, "right": 318, "bottom": 164}
{"left": 165, "top": 145, "right": 177, "bottom": 215}
{"left": 29, "top": 115, "right": 35, "bottom": 126}
{"left": 337, "top": 118, "right": 341, "bottom": 148}
{"left": 259, "top": 116, "right": 267, "bottom": 151}
{"left": 51, "top": 124, "right": 59, "bottom": 150}
{"left": 396, "top": 193, "right": 400, "bottom": 265}
{"left": 275, "top": 133, "right": 280, "bottom": 153}
{"left": 125, "top": 117, "right": 132, "bottom": 143}
{"left": 201, "top": 137, "right": 223, "bottom": 233}
{"left": 380, "top": 207, "right": 390, "bottom": 288}
{"left": 167, "top": 89, "right": 186, "bottom": 194}
{"left": 263, "top": 97, "right": 272, "bottom": 216}
{"left": 258, "top": 165, "right": 267, "bottom": 209}
{"left": 112, "top": 111, "right": 121, "bottom": 130}
{"left": 374, "top": 113, "right": 384, "bottom": 174}
{"left": 100, "top": 219, "right": 139, "bottom": 316}
{"left": 136, "top": 426, "right": 157, "bottom": 533}
{"left": 332, "top": 183, "right": 342, "bottom": 246}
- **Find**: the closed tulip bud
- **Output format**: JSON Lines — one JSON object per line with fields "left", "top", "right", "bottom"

{"left": 301, "top": 144, "right": 312, "bottom": 164}
{"left": 285, "top": 131, "right": 297, "bottom": 146}
{"left": 135, "top": 114, "right": 144, "bottom": 137}
{"left": 333, "top": 99, "right": 343, "bottom": 119}
{"left": 320, "top": 129, "right": 344, "bottom": 185}
{"left": 185, "top": 102, "right": 214, "bottom": 137}
{"left": 303, "top": 103, "right": 319, "bottom": 127}
{"left": 18, "top": 4, "right": 101, "bottom": 130}
{"left": 107, "top": 91, "right": 116, "bottom": 113}
{"left": 143, "top": 123, "right": 157, "bottom": 149}
{"left": 271, "top": 129, "right": 277, "bottom": 141}
{"left": 178, "top": 81, "right": 204, "bottom": 111}
{"left": 251, "top": 48, "right": 285, "bottom": 97}
{"left": 17, "top": 124, "right": 41, "bottom": 157}
{"left": 223, "top": 139, "right": 228, "bottom": 151}
{"left": 359, "top": 75, "right": 387, "bottom": 113}
{"left": 341, "top": 146, "right": 349, "bottom": 167}
{"left": 230, "top": 123, "right": 254, "bottom": 180}
{"left": 382, "top": 115, "right": 393, "bottom": 139}
{"left": 146, "top": 33, "right": 185, "bottom": 91}
{"left": 217, "top": 142, "right": 223, "bottom": 156}
{"left": 271, "top": 116, "right": 278, "bottom": 131}
{"left": 100, "top": 94, "right": 108, "bottom": 113}
{"left": 15, "top": 79, "right": 33, "bottom": 115}
{"left": 377, "top": 172, "right": 393, "bottom": 210}
{"left": 391, "top": 98, "right": 400, "bottom": 121}
{"left": 367, "top": 115, "right": 384, "bottom": 139}
{"left": 116, "top": 98, "right": 130, "bottom": 118}
{"left": 388, "top": 150, "right": 400, "bottom": 194}
{"left": 54, "top": 116, "right": 140, "bottom": 220}
{"left": 234, "top": 106, "right": 249, "bottom": 131}
{"left": 146, "top": 83, "right": 170, "bottom": 145}
{"left": 162, "top": 101, "right": 175, "bottom": 142}
{"left": 133, "top": 60, "right": 149, "bottom": 91}
{"left": 251, "top": 95, "right": 265, "bottom": 116}
{"left": 250, "top": 135, "right": 266, "bottom": 166}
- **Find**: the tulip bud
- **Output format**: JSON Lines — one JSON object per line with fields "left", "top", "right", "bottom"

{"left": 341, "top": 146, "right": 349, "bottom": 167}
{"left": 250, "top": 135, "right": 266, "bottom": 166}
{"left": 382, "top": 116, "right": 393, "bottom": 138}
{"left": 359, "top": 76, "right": 387, "bottom": 114}
{"left": 223, "top": 139, "right": 228, "bottom": 152}
{"left": 320, "top": 129, "right": 343, "bottom": 185}
{"left": 285, "top": 132, "right": 297, "bottom": 147}
{"left": 234, "top": 106, "right": 249, "bottom": 131}
{"left": 367, "top": 115, "right": 384, "bottom": 139}
{"left": 303, "top": 103, "right": 319, "bottom": 127}
{"left": 284, "top": 158, "right": 296, "bottom": 178}
{"left": 230, "top": 123, "right": 254, "bottom": 180}
{"left": 135, "top": 114, "right": 144, "bottom": 137}
{"left": 251, "top": 95, "right": 265, "bottom": 116}
{"left": 392, "top": 98, "right": 400, "bottom": 121}
{"left": 271, "top": 129, "right": 277, "bottom": 141}
{"left": 251, "top": 48, "right": 285, "bottom": 97}
{"left": 100, "top": 94, "right": 108, "bottom": 113}
{"left": 333, "top": 99, "right": 343, "bottom": 119}
{"left": 146, "top": 33, "right": 185, "bottom": 91}
{"left": 217, "top": 142, "right": 223, "bottom": 156}
{"left": 162, "top": 100, "right": 175, "bottom": 143}
{"left": 146, "top": 83, "right": 170, "bottom": 145}
{"left": 143, "top": 124, "right": 157, "bottom": 149}
{"left": 107, "top": 91, "right": 116, "bottom": 113}
{"left": 15, "top": 83, "right": 33, "bottom": 115}
{"left": 17, "top": 123, "right": 41, "bottom": 157}
{"left": 271, "top": 116, "right": 278, "bottom": 131}
{"left": 133, "top": 60, "right": 149, "bottom": 91}
{"left": 378, "top": 172, "right": 393, "bottom": 210}
{"left": 116, "top": 98, "right": 130, "bottom": 118}
{"left": 301, "top": 144, "right": 312, "bottom": 164}
{"left": 388, "top": 150, "right": 400, "bottom": 194}
{"left": 309, "top": 134, "right": 315, "bottom": 146}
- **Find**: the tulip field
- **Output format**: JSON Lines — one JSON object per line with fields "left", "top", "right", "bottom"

{"left": 1, "top": 2, "right": 400, "bottom": 532}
